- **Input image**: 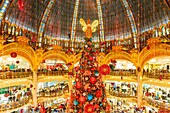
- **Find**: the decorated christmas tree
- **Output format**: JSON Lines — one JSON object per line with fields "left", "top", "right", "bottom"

{"left": 67, "top": 19, "right": 110, "bottom": 113}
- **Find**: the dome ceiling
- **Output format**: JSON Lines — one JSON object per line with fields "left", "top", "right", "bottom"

{"left": 4, "top": 0, "right": 170, "bottom": 43}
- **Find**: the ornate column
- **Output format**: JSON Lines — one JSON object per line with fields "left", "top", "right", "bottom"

{"left": 137, "top": 68, "right": 143, "bottom": 107}
{"left": 68, "top": 78, "right": 73, "bottom": 94}
{"left": 32, "top": 69, "right": 38, "bottom": 107}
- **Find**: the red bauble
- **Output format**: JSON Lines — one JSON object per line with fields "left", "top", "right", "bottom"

{"left": 76, "top": 82, "right": 81, "bottom": 89}
{"left": 10, "top": 52, "right": 17, "bottom": 58}
{"left": 79, "top": 96, "right": 86, "bottom": 103}
{"left": 96, "top": 90, "right": 102, "bottom": 98}
{"left": 111, "top": 59, "right": 117, "bottom": 64}
{"left": 89, "top": 56, "right": 93, "bottom": 61}
{"left": 159, "top": 75, "right": 162, "bottom": 81}
{"left": 42, "top": 60, "right": 45, "bottom": 63}
{"left": 99, "top": 64, "right": 110, "bottom": 75}
{"left": 76, "top": 95, "right": 79, "bottom": 99}
{"left": 68, "top": 72, "right": 74, "bottom": 77}
{"left": 84, "top": 104, "right": 94, "bottom": 113}
{"left": 87, "top": 47, "right": 92, "bottom": 51}
{"left": 94, "top": 104, "right": 99, "bottom": 109}
{"left": 78, "top": 109, "right": 82, "bottom": 113}
{"left": 90, "top": 77, "right": 96, "bottom": 84}
{"left": 75, "top": 66, "right": 80, "bottom": 71}
{"left": 106, "top": 105, "right": 110, "bottom": 111}
{"left": 87, "top": 87, "right": 91, "bottom": 92}
{"left": 16, "top": 60, "right": 19, "bottom": 64}
{"left": 80, "top": 70, "right": 85, "bottom": 74}
{"left": 111, "top": 82, "right": 115, "bottom": 85}
{"left": 66, "top": 62, "right": 72, "bottom": 67}
{"left": 30, "top": 84, "right": 33, "bottom": 88}
{"left": 147, "top": 46, "right": 150, "bottom": 50}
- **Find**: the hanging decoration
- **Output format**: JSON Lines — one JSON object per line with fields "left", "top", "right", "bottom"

{"left": 99, "top": 64, "right": 111, "bottom": 75}
{"left": 30, "top": 84, "right": 33, "bottom": 88}
{"left": 42, "top": 60, "right": 45, "bottom": 63}
{"left": 18, "top": 0, "right": 24, "bottom": 11}
{"left": 16, "top": 60, "right": 20, "bottom": 64}
{"left": 10, "top": 52, "right": 17, "bottom": 58}
{"left": 66, "top": 62, "right": 72, "bottom": 67}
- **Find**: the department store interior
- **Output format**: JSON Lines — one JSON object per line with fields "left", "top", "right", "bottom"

{"left": 0, "top": 0, "right": 170, "bottom": 113}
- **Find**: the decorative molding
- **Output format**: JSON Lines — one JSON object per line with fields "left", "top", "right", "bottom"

{"left": 70, "top": 0, "right": 80, "bottom": 41}
{"left": 0, "top": 0, "right": 12, "bottom": 22}
{"left": 96, "top": 0, "right": 105, "bottom": 41}
{"left": 121, "top": 0, "right": 137, "bottom": 48}
{"left": 38, "top": 0, "right": 55, "bottom": 47}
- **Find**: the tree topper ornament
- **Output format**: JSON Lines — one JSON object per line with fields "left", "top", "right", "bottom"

{"left": 80, "top": 18, "right": 99, "bottom": 38}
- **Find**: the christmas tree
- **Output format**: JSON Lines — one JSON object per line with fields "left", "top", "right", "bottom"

{"left": 67, "top": 19, "right": 110, "bottom": 113}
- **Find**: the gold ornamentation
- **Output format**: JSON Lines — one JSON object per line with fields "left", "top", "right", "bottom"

{"left": 80, "top": 18, "right": 99, "bottom": 38}
{"left": 17, "top": 36, "right": 30, "bottom": 44}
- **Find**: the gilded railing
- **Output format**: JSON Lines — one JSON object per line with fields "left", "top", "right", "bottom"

{"left": 37, "top": 71, "right": 68, "bottom": 76}
{"left": 143, "top": 72, "right": 170, "bottom": 79}
{"left": 38, "top": 89, "right": 69, "bottom": 98}
{"left": 0, "top": 72, "right": 33, "bottom": 79}
{"left": 110, "top": 70, "right": 137, "bottom": 77}
{"left": 109, "top": 90, "right": 137, "bottom": 98}
{"left": 143, "top": 97, "right": 170, "bottom": 109}
{"left": 0, "top": 96, "right": 32, "bottom": 112}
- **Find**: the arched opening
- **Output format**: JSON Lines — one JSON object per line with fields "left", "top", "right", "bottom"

{"left": 38, "top": 59, "right": 68, "bottom": 77}
{"left": 143, "top": 56, "right": 170, "bottom": 80}
{"left": 108, "top": 59, "right": 136, "bottom": 78}
{"left": 0, "top": 55, "right": 32, "bottom": 79}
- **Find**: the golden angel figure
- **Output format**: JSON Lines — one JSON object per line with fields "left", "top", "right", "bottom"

{"left": 80, "top": 18, "right": 99, "bottom": 38}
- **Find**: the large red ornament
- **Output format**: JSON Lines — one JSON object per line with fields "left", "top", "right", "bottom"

{"left": 10, "top": 52, "right": 17, "bottom": 58}
{"left": 79, "top": 96, "right": 86, "bottom": 103}
{"left": 84, "top": 104, "right": 94, "bottom": 113}
{"left": 99, "top": 64, "right": 110, "bottom": 75}
{"left": 96, "top": 90, "right": 102, "bottom": 98}
{"left": 18, "top": 0, "right": 24, "bottom": 11}
{"left": 90, "top": 77, "right": 96, "bottom": 84}
{"left": 76, "top": 82, "right": 81, "bottom": 89}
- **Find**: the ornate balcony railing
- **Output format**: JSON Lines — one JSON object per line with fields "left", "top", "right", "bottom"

{"left": 38, "top": 89, "right": 69, "bottom": 98}
{"left": 110, "top": 70, "right": 137, "bottom": 77}
{"left": 37, "top": 71, "right": 68, "bottom": 77}
{"left": 143, "top": 72, "right": 170, "bottom": 80}
{"left": 38, "top": 83, "right": 69, "bottom": 98}
{"left": 143, "top": 96, "right": 170, "bottom": 109}
{"left": 108, "top": 90, "right": 137, "bottom": 98}
{"left": 0, "top": 96, "right": 32, "bottom": 112}
{"left": 0, "top": 72, "right": 33, "bottom": 79}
